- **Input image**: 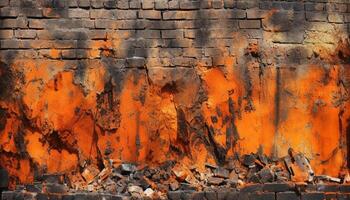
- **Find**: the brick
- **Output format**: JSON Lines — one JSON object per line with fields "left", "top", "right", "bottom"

{"left": 104, "top": 0, "right": 117, "bottom": 8}
{"left": 169, "top": 0, "right": 179, "bottom": 9}
{"left": 1, "top": 18, "right": 27, "bottom": 28}
{"left": 239, "top": 20, "right": 261, "bottom": 29}
{"left": 61, "top": 50, "right": 76, "bottom": 59}
{"left": 200, "top": 9, "right": 246, "bottom": 19}
{"left": 90, "top": 9, "right": 113, "bottom": 19}
{"left": 68, "top": 9, "right": 89, "bottom": 18}
{"left": 236, "top": 0, "right": 258, "bottom": 9}
{"left": 43, "top": 8, "right": 68, "bottom": 18}
{"left": 163, "top": 11, "right": 197, "bottom": 20}
{"left": 212, "top": 0, "right": 224, "bottom": 9}
{"left": 247, "top": 9, "right": 267, "bottom": 19}
{"left": 223, "top": 0, "right": 234, "bottom": 8}
{"left": 15, "top": 30, "right": 36, "bottom": 39}
{"left": 20, "top": 8, "right": 43, "bottom": 18}
{"left": 183, "top": 48, "right": 202, "bottom": 57}
{"left": 117, "top": 0, "right": 129, "bottom": 9}
{"left": 305, "top": 3, "right": 325, "bottom": 11}
{"left": 0, "top": 40, "right": 29, "bottom": 49}
{"left": 138, "top": 10, "right": 161, "bottom": 19}
{"left": 340, "top": 185, "right": 350, "bottom": 193}
{"left": 0, "top": 30, "right": 13, "bottom": 39}
{"left": 53, "top": 40, "right": 77, "bottom": 49}
{"left": 276, "top": 192, "right": 299, "bottom": 200}
{"left": 338, "top": 194, "right": 350, "bottom": 200}
{"left": 301, "top": 192, "right": 325, "bottom": 200}
{"left": 114, "top": 10, "right": 137, "bottom": 19}
{"left": 1, "top": 191, "right": 15, "bottom": 200}
{"left": 160, "top": 48, "right": 182, "bottom": 57}
{"left": 126, "top": 57, "right": 145, "bottom": 68}
{"left": 328, "top": 13, "right": 343, "bottom": 23}
{"left": 268, "top": 31, "right": 304, "bottom": 44}
{"left": 107, "top": 30, "right": 135, "bottom": 39}
{"left": 162, "top": 30, "right": 183, "bottom": 39}
{"left": 29, "top": 19, "right": 44, "bottom": 29}
{"left": 78, "top": 0, "right": 90, "bottom": 8}
{"left": 200, "top": 0, "right": 212, "bottom": 8}
{"left": 179, "top": 1, "right": 200, "bottom": 10}
{"left": 155, "top": 0, "right": 168, "bottom": 9}
{"left": 0, "top": 0, "right": 9, "bottom": 7}
{"left": 168, "top": 39, "right": 193, "bottom": 47}
{"left": 29, "top": 40, "right": 54, "bottom": 49}
{"left": 136, "top": 30, "right": 160, "bottom": 39}
{"left": 326, "top": 3, "right": 347, "bottom": 12}
{"left": 306, "top": 12, "right": 328, "bottom": 22}
{"left": 142, "top": 0, "right": 154, "bottom": 9}
{"left": 91, "top": 0, "right": 104, "bottom": 8}
{"left": 0, "top": 7, "right": 19, "bottom": 17}
{"left": 87, "top": 30, "right": 107, "bottom": 39}
{"left": 171, "top": 57, "right": 195, "bottom": 66}
{"left": 249, "top": 192, "right": 275, "bottom": 200}
{"left": 129, "top": 0, "right": 141, "bottom": 9}
{"left": 67, "top": 0, "right": 78, "bottom": 7}
{"left": 43, "top": 183, "right": 69, "bottom": 193}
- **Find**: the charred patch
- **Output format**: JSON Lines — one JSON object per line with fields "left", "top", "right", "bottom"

{"left": 96, "top": 76, "right": 122, "bottom": 131}
{"left": 44, "top": 131, "right": 77, "bottom": 155}
{"left": 206, "top": 124, "right": 226, "bottom": 165}
{"left": 0, "top": 108, "right": 7, "bottom": 131}
{"left": 0, "top": 62, "right": 14, "bottom": 101}
{"left": 176, "top": 108, "right": 190, "bottom": 146}
{"left": 161, "top": 82, "right": 178, "bottom": 94}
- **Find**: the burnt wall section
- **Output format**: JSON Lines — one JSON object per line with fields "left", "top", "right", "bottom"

{"left": 0, "top": 0, "right": 349, "bottom": 188}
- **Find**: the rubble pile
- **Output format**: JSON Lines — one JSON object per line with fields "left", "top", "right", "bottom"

{"left": 7, "top": 148, "right": 348, "bottom": 199}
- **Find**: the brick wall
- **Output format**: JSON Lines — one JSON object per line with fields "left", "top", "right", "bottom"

{"left": 0, "top": 0, "right": 349, "bottom": 187}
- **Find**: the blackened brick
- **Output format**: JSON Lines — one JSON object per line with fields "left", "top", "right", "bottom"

{"left": 104, "top": 0, "right": 117, "bottom": 8}
{"left": 301, "top": 192, "right": 325, "bottom": 200}
{"left": 162, "top": 30, "right": 183, "bottom": 39}
{"left": 340, "top": 185, "right": 350, "bottom": 193}
{"left": 0, "top": 168, "right": 9, "bottom": 188}
{"left": 305, "top": 3, "right": 325, "bottom": 11}
{"left": 127, "top": 56, "right": 145, "bottom": 68}
{"left": 306, "top": 12, "right": 328, "bottom": 22}
{"left": 263, "top": 183, "right": 294, "bottom": 192}
{"left": 338, "top": 193, "right": 350, "bottom": 200}
{"left": 249, "top": 192, "right": 275, "bottom": 200}
{"left": 1, "top": 191, "right": 15, "bottom": 200}
{"left": 316, "top": 184, "right": 339, "bottom": 192}
{"left": 136, "top": 30, "right": 160, "bottom": 39}
{"left": 179, "top": 1, "right": 200, "bottom": 10}
{"left": 276, "top": 192, "right": 299, "bottom": 200}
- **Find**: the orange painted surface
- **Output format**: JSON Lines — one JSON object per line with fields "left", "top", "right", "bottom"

{"left": 0, "top": 38, "right": 349, "bottom": 188}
